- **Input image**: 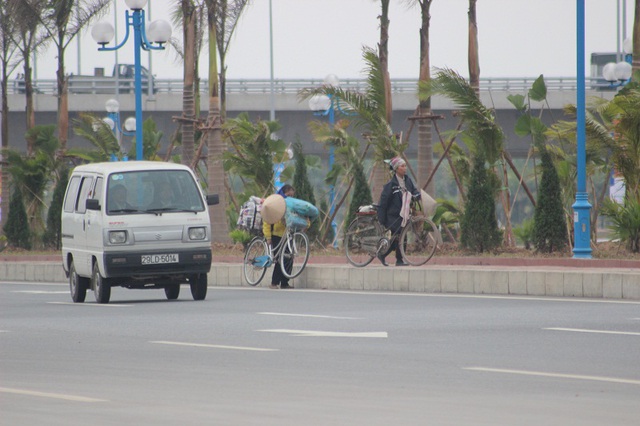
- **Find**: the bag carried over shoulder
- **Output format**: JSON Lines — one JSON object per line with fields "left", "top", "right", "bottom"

{"left": 236, "top": 196, "right": 263, "bottom": 231}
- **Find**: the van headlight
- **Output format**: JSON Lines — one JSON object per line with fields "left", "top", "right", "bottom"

{"left": 188, "top": 227, "right": 206, "bottom": 240}
{"left": 109, "top": 230, "right": 127, "bottom": 244}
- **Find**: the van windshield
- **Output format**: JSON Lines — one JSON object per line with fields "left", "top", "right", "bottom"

{"left": 107, "top": 170, "right": 205, "bottom": 215}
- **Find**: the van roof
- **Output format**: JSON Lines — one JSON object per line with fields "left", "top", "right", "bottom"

{"left": 71, "top": 161, "right": 193, "bottom": 174}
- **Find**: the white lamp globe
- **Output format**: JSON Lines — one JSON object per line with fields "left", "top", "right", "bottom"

{"left": 324, "top": 74, "right": 340, "bottom": 87}
{"left": 602, "top": 62, "right": 618, "bottom": 82}
{"left": 124, "top": 117, "right": 137, "bottom": 132}
{"left": 102, "top": 117, "right": 115, "bottom": 131}
{"left": 624, "top": 37, "right": 633, "bottom": 55}
{"left": 125, "top": 0, "right": 148, "bottom": 10}
{"left": 615, "top": 61, "right": 632, "bottom": 81}
{"left": 105, "top": 98, "right": 120, "bottom": 113}
{"left": 147, "top": 20, "right": 172, "bottom": 44}
{"left": 308, "top": 94, "right": 331, "bottom": 112}
{"left": 91, "top": 22, "right": 115, "bottom": 45}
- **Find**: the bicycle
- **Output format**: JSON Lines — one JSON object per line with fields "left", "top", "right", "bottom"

{"left": 242, "top": 225, "right": 310, "bottom": 286}
{"left": 344, "top": 199, "right": 439, "bottom": 267}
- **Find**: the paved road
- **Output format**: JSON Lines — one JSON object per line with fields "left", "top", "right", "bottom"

{"left": 1, "top": 281, "right": 639, "bottom": 425}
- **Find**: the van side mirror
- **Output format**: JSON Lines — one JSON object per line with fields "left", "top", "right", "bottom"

{"left": 86, "top": 199, "right": 101, "bottom": 211}
{"left": 206, "top": 194, "right": 219, "bottom": 206}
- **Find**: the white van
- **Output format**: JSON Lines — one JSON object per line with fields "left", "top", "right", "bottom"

{"left": 61, "top": 161, "right": 219, "bottom": 304}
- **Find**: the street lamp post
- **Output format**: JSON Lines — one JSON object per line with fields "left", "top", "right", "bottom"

{"left": 573, "top": 0, "right": 591, "bottom": 259}
{"left": 91, "top": 0, "right": 171, "bottom": 160}
{"left": 104, "top": 98, "right": 136, "bottom": 160}
{"left": 308, "top": 74, "right": 345, "bottom": 244}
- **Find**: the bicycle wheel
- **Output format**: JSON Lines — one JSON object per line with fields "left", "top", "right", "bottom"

{"left": 243, "top": 237, "right": 269, "bottom": 286}
{"left": 280, "top": 231, "right": 309, "bottom": 279}
{"left": 399, "top": 216, "right": 438, "bottom": 266}
{"left": 344, "top": 216, "right": 382, "bottom": 267}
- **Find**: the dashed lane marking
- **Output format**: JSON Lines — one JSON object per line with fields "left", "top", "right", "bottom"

{"left": 47, "top": 302, "right": 131, "bottom": 307}
{"left": 13, "top": 290, "right": 68, "bottom": 294}
{"left": 258, "top": 312, "right": 362, "bottom": 320}
{"left": 544, "top": 327, "right": 640, "bottom": 336}
{"left": 149, "top": 340, "right": 278, "bottom": 352}
{"left": 0, "top": 387, "right": 108, "bottom": 402}
{"left": 258, "top": 329, "right": 388, "bottom": 338}
{"left": 464, "top": 367, "right": 640, "bottom": 386}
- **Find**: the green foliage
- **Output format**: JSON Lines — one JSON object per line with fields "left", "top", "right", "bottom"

{"left": 532, "top": 149, "right": 568, "bottom": 253}
{"left": 222, "top": 112, "right": 289, "bottom": 198}
{"left": 43, "top": 168, "right": 69, "bottom": 249}
{"left": 229, "top": 229, "right": 252, "bottom": 247}
{"left": 460, "top": 155, "right": 502, "bottom": 252}
{"left": 292, "top": 140, "right": 320, "bottom": 243}
{"left": 4, "top": 125, "right": 61, "bottom": 240}
{"left": 344, "top": 161, "right": 373, "bottom": 233}
{"left": 3, "top": 186, "right": 31, "bottom": 250}
{"left": 513, "top": 218, "right": 535, "bottom": 250}
{"left": 127, "top": 117, "right": 165, "bottom": 161}
{"left": 601, "top": 197, "right": 640, "bottom": 253}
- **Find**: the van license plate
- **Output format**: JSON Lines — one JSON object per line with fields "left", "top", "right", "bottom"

{"left": 141, "top": 254, "right": 179, "bottom": 265}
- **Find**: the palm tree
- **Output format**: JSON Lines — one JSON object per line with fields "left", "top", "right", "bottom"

{"left": 39, "top": 0, "right": 110, "bottom": 151}
{"left": 468, "top": 0, "right": 480, "bottom": 94}
{"left": 0, "top": 1, "right": 20, "bottom": 232}
{"left": 406, "top": 0, "right": 435, "bottom": 195}
{"left": 180, "top": 0, "right": 197, "bottom": 167}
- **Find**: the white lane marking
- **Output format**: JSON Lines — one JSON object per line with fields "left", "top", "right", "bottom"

{"left": 210, "top": 287, "right": 640, "bottom": 304}
{"left": 47, "top": 302, "right": 131, "bottom": 308}
{"left": 258, "top": 312, "right": 362, "bottom": 320}
{"left": 464, "top": 367, "right": 640, "bottom": 386}
{"left": 0, "top": 330, "right": 9, "bottom": 333}
{"left": 12, "top": 290, "right": 68, "bottom": 294}
{"left": 545, "top": 327, "right": 640, "bottom": 336}
{"left": 149, "top": 340, "right": 278, "bottom": 352}
{"left": 0, "top": 282, "right": 66, "bottom": 287}
{"left": 0, "top": 387, "right": 108, "bottom": 402}
{"left": 258, "top": 329, "right": 388, "bottom": 338}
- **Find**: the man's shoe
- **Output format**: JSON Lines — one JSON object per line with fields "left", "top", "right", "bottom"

{"left": 269, "top": 284, "right": 279, "bottom": 289}
{"left": 280, "top": 284, "right": 294, "bottom": 289}
{"left": 396, "top": 260, "right": 409, "bottom": 267}
{"left": 377, "top": 254, "right": 388, "bottom": 267}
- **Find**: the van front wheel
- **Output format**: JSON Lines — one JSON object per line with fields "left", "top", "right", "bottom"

{"left": 93, "top": 263, "right": 111, "bottom": 304}
{"left": 69, "top": 260, "right": 88, "bottom": 303}
{"left": 190, "top": 274, "right": 207, "bottom": 301}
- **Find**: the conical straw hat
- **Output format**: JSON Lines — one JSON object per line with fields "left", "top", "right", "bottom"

{"left": 261, "top": 194, "right": 286, "bottom": 224}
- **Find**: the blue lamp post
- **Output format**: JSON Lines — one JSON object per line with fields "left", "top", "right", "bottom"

{"left": 104, "top": 98, "right": 135, "bottom": 161}
{"left": 573, "top": 0, "right": 592, "bottom": 258}
{"left": 91, "top": 0, "right": 171, "bottom": 160}
{"left": 308, "top": 74, "right": 346, "bottom": 245}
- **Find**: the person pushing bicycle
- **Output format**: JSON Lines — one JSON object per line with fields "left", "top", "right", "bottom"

{"left": 263, "top": 184, "right": 296, "bottom": 289}
{"left": 377, "top": 157, "right": 421, "bottom": 267}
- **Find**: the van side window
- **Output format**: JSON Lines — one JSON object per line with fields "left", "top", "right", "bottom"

{"left": 94, "top": 177, "right": 104, "bottom": 203}
{"left": 76, "top": 176, "right": 95, "bottom": 213}
{"left": 63, "top": 176, "right": 81, "bottom": 213}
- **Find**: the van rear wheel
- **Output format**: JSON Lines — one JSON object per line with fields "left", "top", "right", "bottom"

{"left": 92, "top": 263, "right": 111, "bottom": 304}
{"left": 165, "top": 284, "right": 180, "bottom": 300}
{"left": 190, "top": 274, "right": 207, "bottom": 301}
{"left": 69, "top": 260, "right": 88, "bottom": 303}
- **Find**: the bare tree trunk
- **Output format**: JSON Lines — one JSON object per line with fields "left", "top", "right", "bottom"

{"left": 633, "top": 0, "right": 640, "bottom": 79}
{"left": 468, "top": 0, "right": 480, "bottom": 94}
{"left": 1, "top": 76, "right": 9, "bottom": 232}
{"left": 206, "top": 6, "right": 229, "bottom": 244}
{"left": 56, "top": 33, "right": 68, "bottom": 152}
{"left": 181, "top": 0, "right": 196, "bottom": 166}
{"left": 417, "top": 0, "right": 434, "bottom": 195}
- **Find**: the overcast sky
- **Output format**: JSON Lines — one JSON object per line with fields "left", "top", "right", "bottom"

{"left": 32, "top": 0, "right": 634, "bottom": 81}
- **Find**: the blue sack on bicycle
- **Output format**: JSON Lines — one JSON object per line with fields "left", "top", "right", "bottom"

{"left": 285, "top": 197, "right": 319, "bottom": 220}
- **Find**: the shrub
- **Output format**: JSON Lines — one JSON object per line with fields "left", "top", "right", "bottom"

{"left": 460, "top": 155, "right": 502, "bottom": 252}
{"left": 532, "top": 149, "right": 568, "bottom": 253}
{"left": 601, "top": 197, "right": 640, "bottom": 253}
{"left": 43, "top": 169, "right": 69, "bottom": 249}
{"left": 3, "top": 186, "right": 31, "bottom": 250}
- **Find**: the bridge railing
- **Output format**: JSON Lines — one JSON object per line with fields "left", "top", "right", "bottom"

{"left": 11, "top": 76, "right": 613, "bottom": 96}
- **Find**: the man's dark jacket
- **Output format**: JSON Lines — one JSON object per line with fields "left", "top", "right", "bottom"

{"left": 377, "top": 174, "right": 420, "bottom": 233}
